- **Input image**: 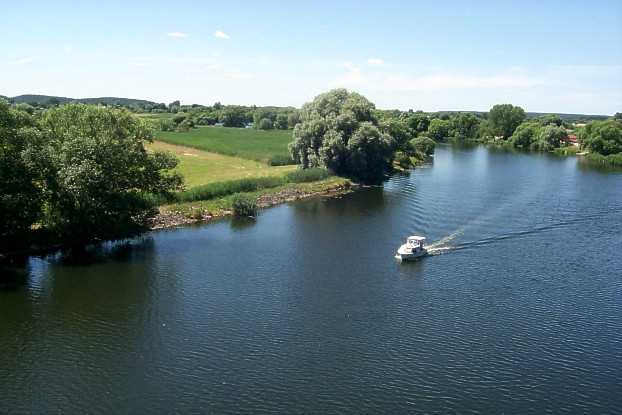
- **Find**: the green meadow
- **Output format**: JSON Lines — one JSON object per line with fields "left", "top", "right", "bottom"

{"left": 156, "top": 126, "right": 294, "bottom": 165}
{"left": 147, "top": 141, "right": 295, "bottom": 188}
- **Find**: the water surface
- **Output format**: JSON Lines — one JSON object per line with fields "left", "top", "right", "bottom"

{"left": 2, "top": 146, "right": 621, "bottom": 413}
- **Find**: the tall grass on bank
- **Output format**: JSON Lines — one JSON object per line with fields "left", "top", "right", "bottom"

{"left": 174, "top": 168, "right": 331, "bottom": 203}
{"left": 284, "top": 168, "right": 331, "bottom": 183}
{"left": 584, "top": 152, "right": 622, "bottom": 166}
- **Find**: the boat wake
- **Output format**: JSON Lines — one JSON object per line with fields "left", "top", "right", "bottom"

{"left": 425, "top": 207, "right": 621, "bottom": 256}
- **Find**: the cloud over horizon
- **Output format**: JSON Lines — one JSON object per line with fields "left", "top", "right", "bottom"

{"left": 214, "top": 31, "right": 230, "bottom": 39}
{"left": 167, "top": 32, "right": 188, "bottom": 38}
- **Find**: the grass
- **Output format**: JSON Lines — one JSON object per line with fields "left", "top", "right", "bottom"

{"left": 175, "top": 168, "right": 331, "bottom": 203}
{"left": 584, "top": 152, "right": 622, "bottom": 166}
{"left": 156, "top": 126, "right": 294, "bottom": 164}
{"left": 161, "top": 177, "right": 349, "bottom": 218}
{"left": 147, "top": 141, "right": 295, "bottom": 188}
{"left": 552, "top": 146, "right": 581, "bottom": 156}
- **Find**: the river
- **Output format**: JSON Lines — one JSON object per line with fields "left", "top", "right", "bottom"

{"left": 2, "top": 145, "right": 621, "bottom": 413}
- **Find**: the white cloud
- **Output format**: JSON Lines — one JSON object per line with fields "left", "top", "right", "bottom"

{"left": 331, "top": 62, "right": 367, "bottom": 86}
{"left": 214, "top": 31, "right": 230, "bottom": 39}
{"left": 224, "top": 69, "right": 253, "bottom": 80}
{"left": 367, "top": 58, "right": 384, "bottom": 66}
{"left": 11, "top": 57, "right": 35, "bottom": 65}
{"left": 129, "top": 61, "right": 148, "bottom": 67}
{"left": 167, "top": 32, "right": 188, "bottom": 38}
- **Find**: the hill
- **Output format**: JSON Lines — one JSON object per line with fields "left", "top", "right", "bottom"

{"left": 8, "top": 94, "right": 160, "bottom": 107}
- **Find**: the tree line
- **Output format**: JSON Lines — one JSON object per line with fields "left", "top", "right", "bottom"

{"left": 0, "top": 100, "right": 182, "bottom": 255}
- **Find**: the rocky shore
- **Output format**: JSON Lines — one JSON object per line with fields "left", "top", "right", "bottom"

{"left": 150, "top": 182, "right": 356, "bottom": 230}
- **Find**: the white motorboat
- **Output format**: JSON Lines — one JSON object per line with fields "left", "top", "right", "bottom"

{"left": 395, "top": 236, "right": 428, "bottom": 261}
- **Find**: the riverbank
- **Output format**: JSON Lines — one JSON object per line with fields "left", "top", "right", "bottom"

{"left": 151, "top": 177, "right": 354, "bottom": 229}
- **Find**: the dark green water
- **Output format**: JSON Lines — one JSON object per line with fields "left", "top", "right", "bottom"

{"left": 2, "top": 146, "right": 621, "bottom": 414}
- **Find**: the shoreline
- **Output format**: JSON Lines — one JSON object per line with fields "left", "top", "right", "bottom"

{"left": 150, "top": 179, "right": 357, "bottom": 230}
{"left": 0, "top": 179, "right": 355, "bottom": 263}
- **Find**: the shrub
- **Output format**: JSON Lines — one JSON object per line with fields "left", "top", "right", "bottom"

{"left": 258, "top": 118, "right": 273, "bottom": 130}
{"left": 585, "top": 152, "right": 622, "bottom": 166}
{"left": 285, "top": 168, "right": 331, "bottom": 183}
{"left": 267, "top": 154, "right": 296, "bottom": 166}
{"left": 410, "top": 136, "right": 435, "bottom": 156}
{"left": 231, "top": 194, "right": 257, "bottom": 217}
{"left": 394, "top": 151, "right": 412, "bottom": 169}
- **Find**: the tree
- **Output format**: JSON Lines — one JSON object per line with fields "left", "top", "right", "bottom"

{"left": 253, "top": 108, "right": 276, "bottom": 128}
{"left": 220, "top": 106, "right": 248, "bottom": 128}
{"left": 168, "top": 100, "right": 180, "bottom": 113}
{"left": 381, "top": 118, "right": 412, "bottom": 149}
{"left": 287, "top": 111, "right": 301, "bottom": 129}
{"left": 579, "top": 119, "right": 622, "bottom": 155}
{"left": 405, "top": 112, "right": 430, "bottom": 134}
{"left": 537, "top": 114, "right": 563, "bottom": 126}
{"left": 449, "top": 113, "right": 481, "bottom": 141}
{"left": 535, "top": 125, "right": 567, "bottom": 150}
{"left": 39, "top": 105, "right": 182, "bottom": 243}
{"left": 345, "top": 122, "right": 395, "bottom": 183}
{"left": 427, "top": 119, "right": 451, "bottom": 141}
{"left": 172, "top": 114, "right": 187, "bottom": 125}
{"left": 275, "top": 113, "right": 289, "bottom": 130}
{"left": 410, "top": 136, "right": 435, "bottom": 156}
{"left": 488, "top": 104, "right": 526, "bottom": 138}
{"left": 258, "top": 118, "right": 273, "bottom": 130}
{"left": 289, "top": 89, "right": 394, "bottom": 183}
{"left": 0, "top": 100, "right": 43, "bottom": 243}
{"left": 509, "top": 122, "right": 540, "bottom": 148}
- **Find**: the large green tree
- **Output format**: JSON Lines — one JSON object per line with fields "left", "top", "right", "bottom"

{"left": 509, "top": 121, "right": 540, "bottom": 148}
{"left": 289, "top": 89, "right": 394, "bottom": 183}
{"left": 40, "top": 105, "right": 182, "bottom": 242}
{"left": 0, "top": 100, "right": 43, "bottom": 243}
{"left": 488, "top": 104, "right": 526, "bottom": 138}
{"left": 449, "top": 113, "right": 481, "bottom": 141}
{"left": 579, "top": 119, "right": 622, "bottom": 155}
{"left": 427, "top": 119, "right": 451, "bottom": 141}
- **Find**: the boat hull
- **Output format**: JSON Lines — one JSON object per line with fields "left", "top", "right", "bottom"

{"left": 395, "top": 248, "right": 428, "bottom": 262}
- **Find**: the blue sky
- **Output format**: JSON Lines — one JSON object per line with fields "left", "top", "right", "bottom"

{"left": 2, "top": 0, "right": 621, "bottom": 114}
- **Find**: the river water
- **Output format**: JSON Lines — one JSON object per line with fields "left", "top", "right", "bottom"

{"left": 2, "top": 145, "right": 621, "bottom": 414}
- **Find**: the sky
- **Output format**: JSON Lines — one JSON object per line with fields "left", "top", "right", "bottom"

{"left": 1, "top": 0, "right": 621, "bottom": 114}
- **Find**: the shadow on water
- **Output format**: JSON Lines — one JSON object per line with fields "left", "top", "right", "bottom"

{"left": 230, "top": 216, "right": 257, "bottom": 231}
{"left": 45, "top": 237, "right": 156, "bottom": 267}
{"left": 577, "top": 158, "right": 622, "bottom": 175}
{"left": 0, "top": 265, "right": 30, "bottom": 291}
{"left": 292, "top": 185, "right": 387, "bottom": 218}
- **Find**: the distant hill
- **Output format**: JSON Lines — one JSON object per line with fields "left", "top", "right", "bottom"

{"left": 2, "top": 94, "right": 612, "bottom": 122}
{"left": 526, "top": 112, "right": 609, "bottom": 122}
{"left": 8, "top": 94, "right": 160, "bottom": 107}
{"left": 427, "top": 110, "right": 609, "bottom": 123}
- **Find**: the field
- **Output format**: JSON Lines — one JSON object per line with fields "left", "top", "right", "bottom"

{"left": 156, "top": 126, "right": 293, "bottom": 164}
{"left": 147, "top": 141, "right": 295, "bottom": 188}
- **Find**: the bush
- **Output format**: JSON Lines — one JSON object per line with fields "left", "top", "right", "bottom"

{"left": 285, "top": 168, "right": 331, "bottom": 183}
{"left": 231, "top": 194, "right": 257, "bottom": 217}
{"left": 159, "top": 119, "right": 175, "bottom": 132}
{"left": 410, "top": 136, "right": 435, "bottom": 156}
{"left": 585, "top": 152, "right": 622, "bottom": 166}
{"left": 267, "top": 154, "right": 296, "bottom": 166}
{"left": 258, "top": 118, "right": 273, "bottom": 130}
{"left": 394, "top": 151, "right": 412, "bottom": 169}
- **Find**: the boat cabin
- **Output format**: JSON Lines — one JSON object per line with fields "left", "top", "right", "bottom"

{"left": 406, "top": 236, "right": 426, "bottom": 250}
